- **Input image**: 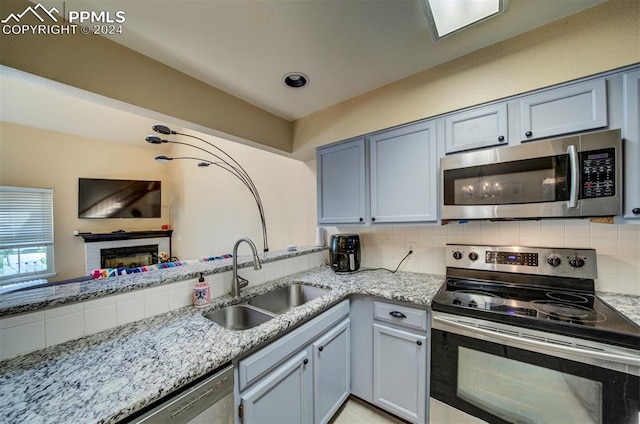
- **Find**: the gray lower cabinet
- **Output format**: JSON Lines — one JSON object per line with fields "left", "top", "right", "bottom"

{"left": 350, "top": 297, "right": 429, "bottom": 424}
{"left": 240, "top": 349, "right": 313, "bottom": 424}
{"left": 623, "top": 70, "right": 640, "bottom": 219}
{"left": 313, "top": 319, "right": 351, "bottom": 424}
{"left": 519, "top": 78, "right": 607, "bottom": 141}
{"left": 236, "top": 301, "right": 350, "bottom": 424}
{"left": 373, "top": 324, "right": 427, "bottom": 423}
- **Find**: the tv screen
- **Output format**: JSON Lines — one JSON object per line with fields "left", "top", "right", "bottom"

{"left": 78, "top": 178, "right": 161, "bottom": 218}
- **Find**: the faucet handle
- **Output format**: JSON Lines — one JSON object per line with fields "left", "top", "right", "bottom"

{"left": 237, "top": 275, "right": 249, "bottom": 288}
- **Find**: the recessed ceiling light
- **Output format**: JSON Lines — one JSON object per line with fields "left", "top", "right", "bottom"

{"left": 421, "top": 0, "right": 508, "bottom": 40}
{"left": 283, "top": 72, "right": 309, "bottom": 88}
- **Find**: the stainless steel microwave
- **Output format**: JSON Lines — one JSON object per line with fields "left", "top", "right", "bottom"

{"left": 440, "top": 129, "right": 622, "bottom": 220}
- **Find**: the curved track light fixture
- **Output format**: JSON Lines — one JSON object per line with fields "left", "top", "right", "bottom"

{"left": 148, "top": 126, "right": 269, "bottom": 253}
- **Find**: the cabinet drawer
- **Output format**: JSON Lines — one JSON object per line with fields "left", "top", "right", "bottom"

{"left": 373, "top": 301, "right": 427, "bottom": 332}
{"left": 238, "top": 300, "right": 349, "bottom": 391}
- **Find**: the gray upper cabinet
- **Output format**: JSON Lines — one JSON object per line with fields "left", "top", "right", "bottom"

{"left": 520, "top": 79, "right": 607, "bottom": 141}
{"left": 445, "top": 103, "right": 508, "bottom": 154}
{"left": 623, "top": 70, "right": 640, "bottom": 219}
{"left": 370, "top": 120, "right": 438, "bottom": 223}
{"left": 316, "top": 138, "right": 366, "bottom": 224}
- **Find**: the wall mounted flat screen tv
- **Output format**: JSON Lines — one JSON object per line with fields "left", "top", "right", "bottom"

{"left": 78, "top": 178, "right": 161, "bottom": 218}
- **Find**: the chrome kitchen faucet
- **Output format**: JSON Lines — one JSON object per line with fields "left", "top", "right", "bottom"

{"left": 231, "top": 237, "right": 262, "bottom": 297}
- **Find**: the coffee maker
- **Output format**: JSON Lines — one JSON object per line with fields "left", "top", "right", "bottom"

{"left": 329, "top": 234, "right": 361, "bottom": 273}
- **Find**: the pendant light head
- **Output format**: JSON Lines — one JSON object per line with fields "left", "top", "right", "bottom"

{"left": 197, "top": 162, "right": 211, "bottom": 167}
{"left": 154, "top": 155, "right": 172, "bottom": 163}
{"left": 152, "top": 124, "right": 174, "bottom": 135}
{"left": 146, "top": 135, "right": 167, "bottom": 144}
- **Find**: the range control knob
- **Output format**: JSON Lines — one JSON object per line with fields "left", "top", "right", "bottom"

{"left": 546, "top": 255, "right": 562, "bottom": 267}
{"left": 452, "top": 251, "right": 463, "bottom": 260}
{"left": 569, "top": 256, "right": 585, "bottom": 268}
{"left": 468, "top": 252, "right": 479, "bottom": 261}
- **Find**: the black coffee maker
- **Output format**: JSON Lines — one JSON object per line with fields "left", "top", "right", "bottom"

{"left": 329, "top": 234, "right": 361, "bottom": 273}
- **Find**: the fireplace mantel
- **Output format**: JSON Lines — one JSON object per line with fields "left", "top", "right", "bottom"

{"left": 78, "top": 230, "right": 173, "bottom": 243}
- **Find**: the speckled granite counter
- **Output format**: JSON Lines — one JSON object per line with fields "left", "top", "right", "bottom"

{"left": 0, "top": 246, "right": 326, "bottom": 316}
{"left": 0, "top": 266, "right": 444, "bottom": 424}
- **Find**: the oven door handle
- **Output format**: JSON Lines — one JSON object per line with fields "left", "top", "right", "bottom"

{"left": 567, "top": 144, "right": 579, "bottom": 209}
{"left": 433, "top": 315, "right": 640, "bottom": 368}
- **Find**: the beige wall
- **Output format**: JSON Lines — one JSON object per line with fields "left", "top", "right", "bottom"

{"left": 0, "top": 121, "right": 318, "bottom": 281}
{"left": 292, "top": 0, "right": 640, "bottom": 160}
{"left": 0, "top": 122, "right": 170, "bottom": 280}
{"left": 168, "top": 135, "right": 317, "bottom": 260}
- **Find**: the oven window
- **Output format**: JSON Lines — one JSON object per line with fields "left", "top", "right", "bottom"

{"left": 457, "top": 347, "right": 602, "bottom": 424}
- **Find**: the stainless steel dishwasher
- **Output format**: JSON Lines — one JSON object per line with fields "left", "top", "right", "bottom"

{"left": 128, "top": 364, "right": 234, "bottom": 424}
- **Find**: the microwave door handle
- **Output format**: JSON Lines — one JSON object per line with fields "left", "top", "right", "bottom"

{"left": 567, "top": 144, "right": 579, "bottom": 209}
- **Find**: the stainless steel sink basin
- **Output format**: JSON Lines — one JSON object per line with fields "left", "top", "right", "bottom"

{"left": 203, "top": 305, "right": 276, "bottom": 331}
{"left": 247, "top": 284, "right": 330, "bottom": 315}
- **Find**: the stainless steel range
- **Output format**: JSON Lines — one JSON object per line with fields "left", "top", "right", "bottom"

{"left": 430, "top": 244, "right": 640, "bottom": 424}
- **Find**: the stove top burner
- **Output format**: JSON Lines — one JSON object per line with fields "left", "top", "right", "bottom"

{"left": 436, "top": 245, "right": 639, "bottom": 350}
{"left": 451, "top": 290, "right": 505, "bottom": 309}
{"left": 453, "top": 281, "right": 485, "bottom": 290}
{"left": 432, "top": 276, "right": 640, "bottom": 349}
{"left": 530, "top": 300, "right": 606, "bottom": 323}
{"left": 546, "top": 291, "right": 590, "bottom": 304}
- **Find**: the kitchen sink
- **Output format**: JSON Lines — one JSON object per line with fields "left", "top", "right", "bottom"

{"left": 203, "top": 305, "right": 276, "bottom": 331}
{"left": 204, "top": 284, "right": 330, "bottom": 330}
{"left": 247, "top": 283, "right": 330, "bottom": 315}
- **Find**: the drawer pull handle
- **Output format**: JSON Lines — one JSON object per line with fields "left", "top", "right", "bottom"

{"left": 303, "top": 358, "right": 308, "bottom": 365}
{"left": 416, "top": 340, "right": 422, "bottom": 346}
{"left": 318, "top": 346, "right": 324, "bottom": 352}
{"left": 389, "top": 311, "right": 406, "bottom": 319}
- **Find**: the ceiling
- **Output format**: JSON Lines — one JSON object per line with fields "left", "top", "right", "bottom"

{"left": 1, "top": 0, "right": 606, "bottom": 152}
{"left": 70, "top": 0, "right": 604, "bottom": 122}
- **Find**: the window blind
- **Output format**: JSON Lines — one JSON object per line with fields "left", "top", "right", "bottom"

{"left": 0, "top": 186, "right": 54, "bottom": 249}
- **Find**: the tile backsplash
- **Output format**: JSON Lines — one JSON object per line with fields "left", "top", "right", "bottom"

{"left": 324, "top": 220, "right": 640, "bottom": 296}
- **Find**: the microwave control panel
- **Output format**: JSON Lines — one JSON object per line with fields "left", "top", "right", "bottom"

{"left": 580, "top": 148, "right": 615, "bottom": 199}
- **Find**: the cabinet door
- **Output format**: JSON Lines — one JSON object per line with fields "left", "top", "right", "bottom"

{"left": 373, "top": 324, "right": 427, "bottom": 423}
{"left": 370, "top": 120, "right": 438, "bottom": 223}
{"left": 623, "top": 70, "right": 640, "bottom": 219}
{"left": 316, "top": 139, "right": 366, "bottom": 224}
{"left": 520, "top": 79, "right": 607, "bottom": 141}
{"left": 313, "top": 319, "right": 351, "bottom": 424}
{"left": 349, "top": 296, "right": 374, "bottom": 402}
{"left": 445, "top": 103, "right": 508, "bottom": 153}
{"left": 240, "top": 349, "right": 313, "bottom": 424}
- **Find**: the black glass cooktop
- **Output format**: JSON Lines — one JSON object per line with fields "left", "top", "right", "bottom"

{"left": 431, "top": 277, "right": 640, "bottom": 350}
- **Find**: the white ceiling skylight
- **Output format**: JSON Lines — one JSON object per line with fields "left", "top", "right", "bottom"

{"left": 421, "top": 0, "right": 508, "bottom": 40}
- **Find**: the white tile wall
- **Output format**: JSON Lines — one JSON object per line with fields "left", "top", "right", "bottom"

{"left": 326, "top": 220, "right": 640, "bottom": 296}
{"left": 0, "top": 251, "right": 328, "bottom": 360}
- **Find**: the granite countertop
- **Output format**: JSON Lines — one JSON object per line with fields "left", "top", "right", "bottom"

{"left": 1, "top": 266, "right": 638, "bottom": 424}
{"left": 0, "top": 266, "right": 445, "bottom": 424}
{"left": 0, "top": 246, "right": 326, "bottom": 316}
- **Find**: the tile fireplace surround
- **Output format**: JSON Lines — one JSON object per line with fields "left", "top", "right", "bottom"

{"left": 80, "top": 231, "right": 172, "bottom": 274}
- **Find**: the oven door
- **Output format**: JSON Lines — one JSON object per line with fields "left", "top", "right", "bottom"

{"left": 431, "top": 313, "right": 640, "bottom": 424}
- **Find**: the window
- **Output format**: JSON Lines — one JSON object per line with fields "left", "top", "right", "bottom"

{"left": 0, "top": 186, "right": 55, "bottom": 284}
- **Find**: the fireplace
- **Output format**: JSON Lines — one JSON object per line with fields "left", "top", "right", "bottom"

{"left": 79, "top": 230, "right": 173, "bottom": 274}
{"left": 100, "top": 244, "right": 158, "bottom": 269}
